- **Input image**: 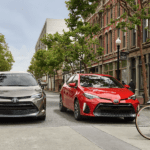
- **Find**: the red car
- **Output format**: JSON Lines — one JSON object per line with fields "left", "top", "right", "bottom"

{"left": 59, "top": 74, "right": 140, "bottom": 121}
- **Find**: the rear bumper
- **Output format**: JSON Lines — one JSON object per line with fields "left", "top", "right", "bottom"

{"left": 93, "top": 103, "right": 136, "bottom": 117}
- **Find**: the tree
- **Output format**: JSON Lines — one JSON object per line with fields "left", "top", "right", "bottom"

{"left": 42, "top": 33, "right": 69, "bottom": 90}
{"left": 0, "top": 33, "right": 15, "bottom": 71}
{"left": 65, "top": 0, "right": 99, "bottom": 30}
{"left": 27, "top": 54, "right": 45, "bottom": 79}
{"left": 42, "top": 31, "right": 80, "bottom": 74}
{"left": 65, "top": 0, "right": 103, "bottom": 73}
{"left": 109, "top": 0, "right": 150, "bottom": 103}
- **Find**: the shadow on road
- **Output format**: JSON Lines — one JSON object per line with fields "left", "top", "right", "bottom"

{"left": 54, "top": 109, "right": 135, "bottom": 125}
{"left": 0, "top": 117, "right": 45, "bottom": 125}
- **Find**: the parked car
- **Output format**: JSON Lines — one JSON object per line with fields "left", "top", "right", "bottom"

{"left": 59, "top": 74, "right": 140, "bottom": 121}
{"left": 0, "top": 71, "right": 46, "bottom": 120}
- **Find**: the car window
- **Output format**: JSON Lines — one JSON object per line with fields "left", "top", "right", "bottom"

{"left": 80, "top": 75, "right": 124, "bottom": 88}
{"left": 66, "top": 75, "right": 75, "bottom": 84}
{"left": 0, "top": 73, "right": 38, "bottom": 86}
{"left": 72, "top": 74, "right": 78, "bottom": 86}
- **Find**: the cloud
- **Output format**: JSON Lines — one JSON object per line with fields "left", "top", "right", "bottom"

{"left": 0, "top": 0, "right": 69, "bottom": 72}
{"left": 10, "top": 45, "right": 35, "bottom": 71}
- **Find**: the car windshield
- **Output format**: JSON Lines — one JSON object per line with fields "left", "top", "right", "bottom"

{"left": 0, "top": 73, "right": 38, "bottom": 86}
{"left": 80, "top": 75, "right": 124, "bottom": 88}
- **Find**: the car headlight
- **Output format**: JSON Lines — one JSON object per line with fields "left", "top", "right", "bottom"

{"left": 83, "top": 93, "right": 99, "bottom": 99}
{"left": 128, "top": 94, "right": 136, "bottom": 100}
{"left": 31, "top": 93, "right": 43, "bottom": 98}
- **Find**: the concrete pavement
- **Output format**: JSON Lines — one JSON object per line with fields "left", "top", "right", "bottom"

{"left": 0, "top": 125, "right": 149, "bottom": 150}
{"left": 0, "top": 91, "right": 148, "bottom": 150}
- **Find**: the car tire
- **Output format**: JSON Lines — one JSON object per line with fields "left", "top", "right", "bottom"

{"left": 74, "top": 99, "right": 82, "bottom": 120}
{"left": 59, "top": 96, "right": 67, "bottom": 112}
{"left": 38, "top": 115, "right": 46, "bottom": 121}
{"left": 124, "top": 117, "right": 135, "bottom": 122}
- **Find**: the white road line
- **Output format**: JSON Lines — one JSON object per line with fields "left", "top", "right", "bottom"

{"left": 46, "top": 95, "right": 59, "bottom": 96}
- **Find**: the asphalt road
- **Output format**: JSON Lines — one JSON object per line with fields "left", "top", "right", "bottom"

{"left": 0, "top": 91, "right": 135, "bottom": 127}
{"left": 0, "top": 91, "right": 148, "bottom": 150}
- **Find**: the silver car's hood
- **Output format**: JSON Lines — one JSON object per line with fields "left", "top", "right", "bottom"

{"left": 0, "top": 86, "right": 42, "bottom": 97}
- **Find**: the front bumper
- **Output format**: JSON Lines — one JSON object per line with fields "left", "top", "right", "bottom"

{"left": 0, "top": 97, "right": 46, "bottom": 118}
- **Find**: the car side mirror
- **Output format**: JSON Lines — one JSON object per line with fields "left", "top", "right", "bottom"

{"left": 124, "top": 85, "right": 130, "bottom": 89}
{"left": 41, "top": 82, "right": 48, "bottom": 86}
{"left": 69, "top": 83, "right": 76, "bottom": 87}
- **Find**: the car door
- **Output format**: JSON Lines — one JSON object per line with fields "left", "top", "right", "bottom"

{"left": 68, "top": 74, "right": 79, "bottom": 110}
{"left": 64, "top": 75, "right": 75, "bottom": 109}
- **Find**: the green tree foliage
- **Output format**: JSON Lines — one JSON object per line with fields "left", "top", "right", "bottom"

{"left": 65, "top": 0, "right": 98, "bottom": 30}
{"left": 0, "top": 33, "right": 15, "bottom": 71}
{"left": 28, "top": 50, "right": 54, "bottom": 79}
{"left": 42, "top": 32, "right": 77, "bottom": 73}
{"left": 64, "top": 0, "right": 103, "bottom": 72}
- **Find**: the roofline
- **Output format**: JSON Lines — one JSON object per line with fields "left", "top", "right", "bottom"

{"left": 0, "top": 71, "right": 31, "bottom": 74}
{"left": 77, "top": 73, "right": 111, "bottom": 76}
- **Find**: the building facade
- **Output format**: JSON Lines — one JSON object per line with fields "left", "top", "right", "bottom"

{"left": 35, "top": 18, "right": 69, "bottom": 91}
{"left": 84, "top": 0, "right": 150, "bottom": 104}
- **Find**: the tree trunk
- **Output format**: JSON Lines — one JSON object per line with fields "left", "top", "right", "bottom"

{"left": 70, "top": 63, "right": 75, "bottom": 74}
{"left": 82, "top": 61, "right": 87, "bottom": 73}
{"left": 137, "top": 25, "right": 148, "bottom": 104}
{"left": 56, "top": 71, "right": 60, "bottom": 92}
{"left": 49, "top": 75, "right": 52, "bottom": 91}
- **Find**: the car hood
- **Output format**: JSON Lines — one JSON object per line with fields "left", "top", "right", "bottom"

{"left": 0, "top": 86, "right": 42, "bottom": 97}
{"left": 81, "top": 87, "right": 134, "bottom": 100}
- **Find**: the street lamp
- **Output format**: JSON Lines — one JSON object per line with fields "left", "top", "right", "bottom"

{"left": 53, "top": 69, "right": 55, "bottom": 91}
{"left": 116, "top": 37, "right": 121, "bottom": 81}
{"left": 80, "top": 58, "right": 82, "bottom": 73}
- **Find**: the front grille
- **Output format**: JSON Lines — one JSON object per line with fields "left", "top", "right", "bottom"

{"left": 0, "top": 96, "right": 31, "bottom": 100}
{"left": 93, "top": 103, "right": 135, "bottom": 117}
{"left": 0, "top": 102, "right": 38, "bottom": 115}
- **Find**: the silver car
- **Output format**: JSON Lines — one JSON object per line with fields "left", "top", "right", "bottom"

{"left": 0, "top": 71, "right": 46, "bottom": 120}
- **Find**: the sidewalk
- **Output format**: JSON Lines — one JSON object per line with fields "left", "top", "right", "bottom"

{"left": 1, "top": 125, "right": 148, "bottom": 150}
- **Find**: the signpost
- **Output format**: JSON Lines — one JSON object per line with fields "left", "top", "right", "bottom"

{"left": 120, "top": 52, "right": 129, "bottom": 60}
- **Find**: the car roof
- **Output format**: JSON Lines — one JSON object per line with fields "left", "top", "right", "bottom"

{"left": 77, "top": 73, "right": 111, "bottom": 77}
{"left": 0, "top": 71, "right": 31, "bottom": 74}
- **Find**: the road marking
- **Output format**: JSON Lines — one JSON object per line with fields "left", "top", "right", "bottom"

{"left": 46, "top": 95, "right": 59, "bottom": 96}
{"left": 71, "top": 126, "right": 140, "bottom": 150}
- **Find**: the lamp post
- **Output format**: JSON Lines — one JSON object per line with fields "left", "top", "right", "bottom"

{"left": 80, "top": 59, "right": 82, "bottom": 73}
{"left": 115, "top": 37, "right": 121, "bottom": 81}
{"left": 53, "top": 69, "right": 55, "bottom": 91}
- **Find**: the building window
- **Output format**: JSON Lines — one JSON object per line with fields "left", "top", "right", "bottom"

{"left": 132, "top": 28, "right": 136, "bottom": 46}
{"left": 110, "top": 7, "right": 113, "bottom": 21}
{"left": 99, "top": 13, "right": 103, "bottom": 28}
{"left": 107, "top": 11, "right": 108, "bottom": 25}
{"left": 143, "top": 19, "right": 148, "bottom": 43}
{"left": 118, "top": 3, "right": 120, "bottom": 17}
{"left": 123, "top": 8, "right": 125, "bottom": 13}
{"left": 104, "top": 63, "right": 113, "bottom": 76}
{"left": 109, "top": 31, "right": 112, "bottom": 52}
{"left": 99, "top": 36, "right": 102, "bottom": 48}
{"left": 106, "top": 33, "right": 108, "bottom": 54}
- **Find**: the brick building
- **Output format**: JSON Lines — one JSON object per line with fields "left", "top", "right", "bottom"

{"left": 84, "top": 0, "right": 150, "bottom": 104}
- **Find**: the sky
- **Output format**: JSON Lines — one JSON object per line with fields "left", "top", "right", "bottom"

{"left": 0, "top": 0, "right": 69, "bottom": 71}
